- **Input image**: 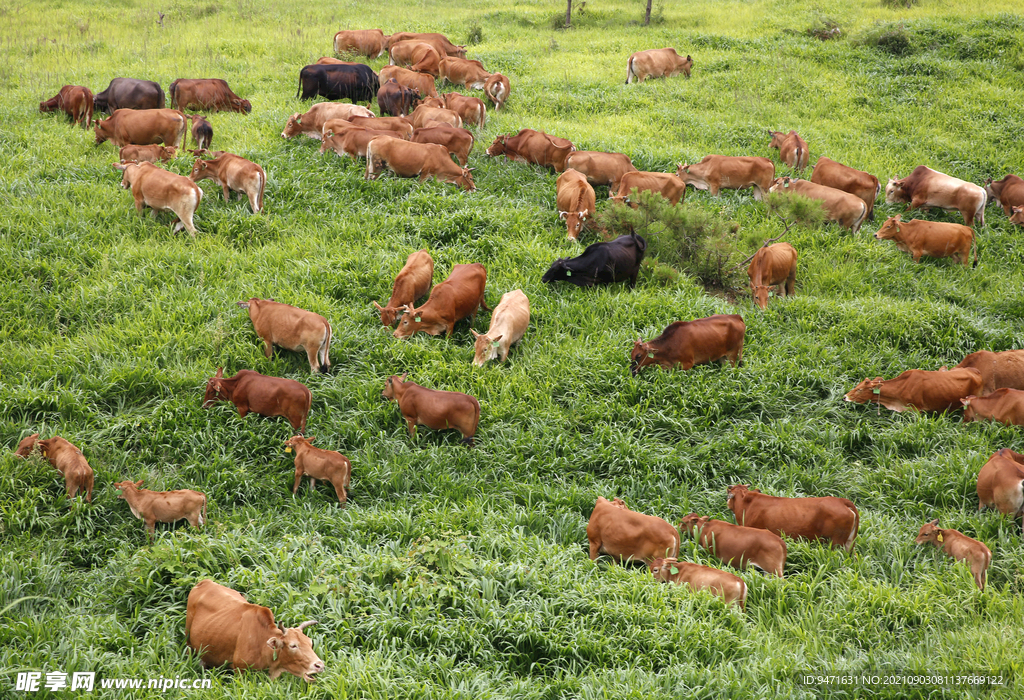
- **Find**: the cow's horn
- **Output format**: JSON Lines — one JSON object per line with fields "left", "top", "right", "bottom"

{"left": 297, "top": 620, "right": 319, "bottom": 631}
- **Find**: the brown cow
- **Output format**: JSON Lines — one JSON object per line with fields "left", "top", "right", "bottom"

{"left": 203, "top": 368, "right": 312, "bottom": 433}
{"left": 961, "top": 388, "right": 1024, "bottom": 426}
{"left": 333, "top": 29, "right": 388, "bottom": 58}
{"left": 350, "top": 116, "right": 414, "bottom": 139}
{"left": 586, "top": 496, "right": 679, "bottom": 564}
{"left": 381, "top": 374, "right": 480, "bottom": 446}
{"left": 679, "top": 514, "right": 786, "bottom": 577}
{"left": 649, "top": 558, "right": 747, "bottom": 609}
{"left": 112, "top": 161, "right": 203, "bottom": 236}
{"left": 284, "top": 436, "right": 351, "bottom": 506}
{"left": 373, "top": 250, "right": 434, "bottom": 326}
{"left": 118, "top": 144, "right": 177, "bottom": 164}
{"left": 411, "top": 124, "right": 474, "bottom": 166}
{"left": 984, "top": 174, "right": 1024, "bottom": 218}
{"left": 565, "top": 151, "right": 637, "bottom": 191}
{"left": 747, "top": 242, "right": 797, "bottom": 309}
{"left": 365, "top": 136, "right": 475, "bottom": 191}
{"left": 811, "top": 156, "right": 879, "bottom": 219}
{"left": 321, "top": 126, "right": 400, "bottom": 160}
{"left": 611, "top": 171, "right": 686, "bottom": 207}
{"left": 471, "top": 289, "right": 530, "bottom": 367}
{"left": 885, "top": 165, "right": 987, "bottom": 228}
{"left": 13, "top": 434, "right": 94, "bottom": 503}
{"left": 389, "top": 41, "right": 441, "bottom": 77}
{"left": 486, "top": 129, "right": 574, "bottom": 171}
{"left": 190, "top": 152, "right": 265, "bottom": 214}
{"left": 727, "top": 484, "right": 859, "bottom": 552}
{"left": 769, "top": 177, "right": 867, "bottom": 234}
{"left": 410, "top": 104, "right": 462, "bottom": 129}
{"left": 418, "top": 97, "right": 446, "bottom": 109}
{"left": 556, "top": 168, "right": 596, "bottom": 240}
{"left": 625, "top": 48, "right": 693, "bottom": 83}
{"left": 976, "top": 448, "right": 1024, "bottom": 524}
{"left": 379, "top": 65, "right": 439, "bottom": 99}
{"left": 95, "top": 108, "right": 187, "bottom": 148}
{"left": 845, "top": 368, "right": 983, "bottom": 413}
{"left": 386, "top": 32, "right": 466, "bottom": 58}
{"left": 630, "top": 315, "right": 745, "bottom": 375}
{"left": 483, "top": 73, "right": 510, "bottom": 111}
{"left": 954, "top": 349, "right": 1024, "bottom": 395}
{"left": 169, "top": 79, "right": 251, "bottom": 113}
{"left": 915, "top": 519, "right": 991, "bottom": 591}
{"left": 281, "top": 102, "right": 374, "bottom": 140}
{"left": 443, "top": 92, "right": 486, "bottom": 128}
{"left": 676, "top": 155, "right": 775, "bottom": 200}
{"left": 393, "top": 262, "right": 488, "bottom": 338}
{"left": 186, "top": 579, "right": 324, "bottom": 681}
{"left": 113, "top": 479, "right": 207, "bottom": 541}
{"left": 315, "top": 57, "right": 358, "bottom": 66}
{"left": 377, "top": 78, "right": 422, "bottom": 117}
{"left": 768, "top": 130, "right": 809, "bottom": 170}
{"left": 439, "top": 57, "right": 490, "bottom": 89}
{"left": 187, "top": 114, "right": 213, "bottom": 150}
{"left": 236, "top": 298, "right": 331, "bottom": 373}
{"left": 873, "top": 215, "right": 975, "bottom": 267}
{"left": 39, "top": 85, "right": 93, "bottom": 128}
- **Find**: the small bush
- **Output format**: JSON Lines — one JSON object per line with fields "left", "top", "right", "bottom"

{"left": 882, "top": 0, "right": 919, "bottom": 8}
{"left": 857, "top": 23, "right": 915, "bottom": 56}
{"left": 466, "top": 24, "right": 483, "bottom": 45}
{"left": 807, "top": 17, "right": 842, "bottom": 41}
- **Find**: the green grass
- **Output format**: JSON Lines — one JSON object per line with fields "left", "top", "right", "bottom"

{"left": 3, "top": 0, "right": 1024, "bottom": 698}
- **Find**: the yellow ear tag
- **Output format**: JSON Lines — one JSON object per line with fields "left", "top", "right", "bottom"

{"left": 285, "top": 447, "right": 292, "bottom": 453}
{"left": 937, "top": 533, "right": 943, "bottom": 542}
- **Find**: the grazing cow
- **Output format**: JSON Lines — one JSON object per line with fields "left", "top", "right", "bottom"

{"left": 984, "top": 174, "right": 1024, "bottom": 217}
{"left": 186, "top": 579, "right": 323, "bottom": 681}
{"left": 39, "top": 85, "right": 93, "bottom": 128}
{"left": 315, "top": 57, "right": 357, "bottom": 66}
{"left": 418, "top": 96, "right": 446, "bottom": 109}
{"left": 113, "top": 479, "right": 207, "bottom": 541}
{"left": 377, "top": 78, "right": 422, "bottom": 117}
{"left": 112, "top": 161, "right": 203, "bottom": 236}
{"left": 845, "top": 368, "right": 983, "bottom": 413}
{"left": 203, "top": 368, "right": 312, "bottom": 433}
{"left": 811, "top": 156, "right": 880, "bottom": 220}
{"left": 586, "top": 496, "right": 679, "bottom": 564}
{"left": 977, "top": 448, "right": 1024, "bottom": 524}
{"left": 189, "top": 152, "right": 265, "bottom": 214}
{"left": 94, "top": 108, "right": 187, "bottom": 148}
{"left": 676, "top": 155, "right": 775, "bottom": 200}
{"left": 373, "top": 250, "right": 434, "bottom": 326}
{"left": 679, "top": 514, "right": 786, "bottom": 577}
{"left": 410, "top": 104, "right": 462, "bottom": 129}
{"left": 486, "top": 129, "right": 575, "bottom": 171}
{"left": 1013, "top": 206, "right": 1024, "bottom": 226}
{"left": 393, "top": 263, "right": 487, "bottom": 338}
{"left": 187, "top": 114, "right": 213, "bottom": 150}
{"left": 379, "top": 65, "right": 439, "bottom": 99}
{"left": 284, "top": 436, "right": 351, "bottom": 506}
{"left": 388, "top": 41, "right": 442, "bottom": 77}
{"left": 542, "top": 233, "right": 647, "bottom": 288}
{"left": 386, "top": 32, "right": 466, "bottom": 58}
{"left": 611, "top": 171, "right": 686, "bottom": 206}
{"left": 333, "top": 29, "right": 388, "bottom": 58}
{"left": 565, "top": 151, "right": 637, "bottom": 191}
{"left": 885, "top": 165, "right": 987, "bottom": 228}
{"left": 168, "top": 78, "right": 251, "bottom": 113}
{"left": 365, "top": 136, "right": 475, "bottom": 191}
{"left": 443, "top": 92, "right": 486, "bottom": 128}
{"left": 471, "top": 290, "right": 530, "bottom": 367}
{"left": 281, "top": 102, "right": 374, "bottom": 140}
{"left": 93, "top": 78, "right": 165, "bottom": 113}
{"left": 961, "top": 388, "right": 1024, "bottom": 426}
{"left": 556, "top": 169, "right": 596, "bottom": 239}
{"left": 649, "top": 558, "right": 747, "bottom": 610}
{"left": 439, "top": 57, "right": 490, "bottom": 89}
{"left": 118, "top": 144, "right": 177, "bottom": 164}
{"left": 296, "top": 64, "right": 379, "bottom": 104}
{"left": 411, "top": 124, "right": 474, "bottom": 166}
{"left": 768, "top": 130, "right": 809, "bottom": 170}
{"left": 625, "top": 48, "right": 693, "bottom": 83}
{"left": 236, "top": 299, "right": 331, "bottom": 373}
{"left": 630, "top": 314, "right": 745, "bottom": 375}
{"left": 748, "top": 242, "right": 798, "bottom": 309}
{"left": 727, "top": 484, "right": 859, "bottom": 551}
{"left": 321, "top": 126, "right": 400, "bottom": 160}
{"left": 483, "top": 73, "right": 510, "bottom": 111}
{"left": 769, "top": 177, "right": 867, "bottom": 234}
{"left": 13, "top": 434, "right": 94, "bottom": 503}
{"left": 381, "top": 374, "right": 480, "bottom": 446}
{"left": 873, "top": 215, "right": 976, "bottom": 267}
{"left": 915, "top": 520, "right": 991, "bottom": 592}
{"left": 350, "top": 115, "right": 414, "bottom": 139}
{"left": 954, "top": 350, "right": 1024, "bottom": 395}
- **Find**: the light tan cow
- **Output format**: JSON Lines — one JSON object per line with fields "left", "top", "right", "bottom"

{"left": 439, "top": 57, "right": 490, "bottom": 89}
{"left": 873, "top": 215, "right": 975, "bottom": 267}
{"left": 411, "top": 124, "right": 474, "bottom": 166}
{"left": 625, "top": 48, "right": 693, "bottom": 83}
{"left": 236, "top": 298, "right": 332, "bottom": 373}
{"left": 388, "top": 41, "right": 442, "bottom": 77}
{"left": 119, "top": 144, "right": 178, "bottom": 164}
{"left": 374, "top": 250, "right": 434, "bottom": 326}
{"left": 284, "top": 436, "right": 351, "bottom": 506}
{"left": 443, "top": 92, "right": 486, "bottom": 128}
{"left": 189, "top": 152, "right": 265, "bottom": 214}
{"left": 565, "top": 151, "right": 637, "bottom": 191}
{"left": 320, "top": 126, "right": 399, "bottom": 160}
{"left": 915, "top": 519, "right": 991, "bottom": 591}
{"left": 587, "top": 496, "right": 679, "bottom": 564}
{"left": 471, "top": 290, "right": 530, "bottom": 367}
{"left": 113, "top": 479, "right": 207, "bottom": 541}
{"left": 649, "top": 558, "right": 747, "bottom": 610}
{"left": 977, "top": 448, "right": 1024, "bottom": 524}
{"left": 811, "top": 156, "right": 880, "bottom": 219}
{"left": 768, "top": 130, "right": 809, "bottom": 170}
{"left": 961, "top": 388, "right": 1024, "bottom": 426}
{"left": 333, "top": 29, "right": 388, "bottom": 58}
{"left": 350, "top": 116, "right": 415, "bottom": 139}
{"left": 769, "top": 177, "right": 867, "bottom": 233}
{"left": 747, "top": 242, "right": 797, "bottom": 309}
{"left": 954, "top": 350, "right": 1024, "bottom": 394}
{"left": 113, "top": 161, "right": 203, "bottom": 236}
{"left": 680, "top": 514, "right": 786, "bottom": 577}
{"left": 379, "top": 65, "right": 439, "bottom": 99}
{"left": 677, "top": 155, "right": 775, "bottom": 200}
{"left": 556, "top": 169, "right": 596, "bottom": 240}
{"left": 611, "top": 171, "right": 686, "bottom": 206}
{"left": 366, "top": 136, "right": 475, "bottom": 191}
{"left": 281, "top": 102, "right": 374, "bottom": 140}
{"left": 410, "top": 104, "right": 462, "bottom": 129}
{"left": 483, "top": 73, "right": 510, "bottom": 111}
{"left": 885, "top": 165, "right": 987, "bottom": 227}
{"left": 14, "top": 434, "right": 94, "bottom": 503}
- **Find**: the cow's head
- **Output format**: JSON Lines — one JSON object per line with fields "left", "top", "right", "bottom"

{"left": 1011, "top": 205, "right": 1024, "bottom": 226}
{"left": 874, "top": 215, "right": 902, "bottom": 241}
{"left": 456, "top": 167, "right": 476, "bottom": 192}
{"left": 281, "top": 114, "right": 304, "bottom": 139}
{"left": 267, "top": 620, "right": 324, "bottom": 682}
{"left": 884, "top": 177, "right": 908, "bottom": 204}
{"left": 14, "top": 433, "right": 40, "bottom": 458}
{"left": 284, "top": 435, "right": 312, "bottom": 454}
{"left": 484, "top": 136, "right": 507, "bottom": 157}
{"left": 232, "top": 98, "right": 253, "bottom": 114}
{"left": 372, "top": 301, "right": 403, "bottom": 327}
{"left": 844, "top": 377, "right": 885, "bottom": 404}
{"left": 629, "top": 338, "right": 657, "bottom": 376}
{"left": 189, "top": 158, "right": 211, "bottom": 181}
{"left": 39, "top": 96, "right": 59, "bottom": 112}
{"left": 678, "top": 513, "right": 709, "bottom": 534}
{"left": 470, "top": 329, "right": 503, "bottom": 367}
{"left": 453, "top": 45, "right": 468, "bottom": 58}
{"left": 113, "top": 479, "right": 144, "bottom": 498}
{"left": 960, "top": 395, "right": 979, "bottom": 422}
{"left": 540, "top": 258, "right": 569, "bottom": 284}
{"left": 914, "top": 519, "right": 942, "bottom": 546}
{"left": 675, "top": 162, "right": 691, "bottom": 177}
{"left": 381, "top": 373, "right": 408, "bottom": 400}
{"left": 609, "top": 497, "right": 627, "bottom": 509}
{"left": 680, "top": 54, "right": 693, "bottom": 78}
{"left": 648, "top": 557, "right": 678, "bottom": 582}
{"left": 202, "top": 368, "right": 227, "bottom": 407}
{"left": 751, "top": 284, "right": 775, "bottom": 310}
{"left": 112, "top": 161, "right": 144, "bottom": 189}
{"left": 767, "top": 130, "right": 785, "bottom": 149}
{"left": 768, "top": 176, "right": 795, "bottom": 194}
{"left": 558, "top": 208, "right": 589, "bottom": 239}
{"left": 725, "top": 484, "right": 753, "bottom": 514}
{"left": 94, "top": 118, "right": 113, "bottom": 144}
{"left": 393, "top": 305, "right": 433, "bottom": 338}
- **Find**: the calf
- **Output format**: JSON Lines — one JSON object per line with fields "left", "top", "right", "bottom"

{"left": 976, "top": 448, "right": 1024, "bottom": 525}
{"left": 113, "top": 479, "right": 207, "bottom": 541}
{"left": 625, "top": 48, "right": 693, "bottom": 83}
{"left": 770, "top": 177, "right": 867, "bottom": 233}
{"left": 565, "top": 151, "right": 637, "bottom": 191}
{"left": 381, "top": 374, "right": 480, "bottom": 446}
{"left": 811, "top": 156, "right": 879, "bottom": 220}
{"left": 556, "top": 168, "right": 596, "bottom": 239}
{"left": 13, "top": 434, "right": 94, "bottom": 503}
{"left": 961, "top": 388, "right": 1024, "bottom": 426}
{"left": 281, "top": 102, "right": 374, "bottom": 140}
{"left": 39, "top": 85, "right": 93, "bottom": 128}
{"left": 679, "top": 514, "right": 786, "bottom": 577}
{"left": 471, "top": 290, "right": 530, "bottom": 367}
{"left": 236, "top": 298, "right": 331, "bottom": 373}
{"left": 543, "top": 234, "right": 646, "bottom": 288}
{"left": 393, "top": 262, "right": 487, "bottom": 338}
{"left": 915, "top": 519, "right": 991, "bottom": 591}
{"left": 366, "top": 136, "right": 475, "bottom": 191}
{"left": 284, "top": 436, "right": 351, "bottom": 506}
{"left": 378, "top": 65, "right": 439, "bottom": 99}
{"left": 388, "top": 40, "right": 441, "bottom": 77}
{"left": 676, "top": 155, "right": 775, "bottom": 200}
{"left": 350, "top": 116, "right": 414, "bottom": 139}
{"left": 483, "top": 73, "right": 510, "bottom": 111}
{"left": 190, "top": 152, "right": 265, "bottom": 214}
{"left": 187, "top": 114, "right": 213, "bottom": 150}
{"left": 768, "top": 130, "right": 809, "bottom": 170}
{"left": 486, "top": 129, "right": 574, "bottom": 171}
{"left": 747, "top": 242, "right": 797, "bottom": 309}
{"left": 112, "top": 161, "right": 203, "bottom": 236}
{"left": 586, "top": 496, "right": 679, "bottom": 564}
{"left": 374, "top": 250, "right": 434, "bottom": 326}
{"left": 411, "top": 124, "right": 474, "bottom": 166}
{"left": 118, "top": 144, "right": 177, "bottom": 164}
{"left": 873, "top": 215, "right": 975, "bottom": 267}
{"left": 727, "top": 484, "right": 859, "bottom": 551}
{"left": 954, "top": 349, "right": 1024, "bottom": 394}
{"left": 611, "top": 171, "right": 686, "bottom": 206}
{"left": 439, "top": 57, "right": 491, "bottom": 90}
{"left": 377, "top": 78, "right": 422, "bottom": 117}
{"left": 321, "top": 126, "right": 398, "bottom": 160}
{"left": 649, "top": 558, "right": 747, "bottom": 610}
{"left": 885, "top": 165, "right": 987, "bottom": 228}
{"left": 443, "top": 92, "right": 486, "bottom": 128}
{"left": 845, "top": 368, "right": 983, "bottom": 413}
{"left": 984, "top": 174, "right": 1024, "bottom": 218}
{"left": 630, "top": 315, "right": 745, "bottom": 375}
{"left": 203, "top": 368, "right": 312, "bottom": 433}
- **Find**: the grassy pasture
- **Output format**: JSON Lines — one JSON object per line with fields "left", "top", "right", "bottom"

{"left": 2, "top": 0, "right": 1024, "bottom": 697}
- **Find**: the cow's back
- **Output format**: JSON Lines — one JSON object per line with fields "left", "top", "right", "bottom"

{"left": 187, "top": 579, "right": 249, "bottom": 663}
{"left": 956, "top": 350, "right": 1024, "bottom": 394}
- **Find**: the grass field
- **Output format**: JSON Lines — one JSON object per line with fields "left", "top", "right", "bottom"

{"left": 3, "top": 0, "right": 1024, "bottom": 697}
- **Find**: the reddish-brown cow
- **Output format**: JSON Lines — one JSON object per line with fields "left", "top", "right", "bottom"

{"left": 203, "top": 368, "right": 312, "bottom": 433}
{"left": 365, "top": 136, "right": 475, "bottom": 191}
{"left": 284, "top": 436, "right": 351, "bottom": 506}
{"left": 915, "top": 520, "right": 991, "bottom": 591}
{"left": 976, "top": 448, "right": 1024, "bottom": 525}
{"left": 411, "top": 124, "right": 474, "bottom": 166}
{"left": 984, "top": 174, "right": 1024, "bottom": 218}
{"left": 378, "top": 65, "right": 439, "bottom": 99}
{"left": 885, "top": 165, "right": 987, "bottom": 227}
{"left": 333, "top": 29, "right": 388, "bottom": 58}
{"left": 381, "top": 374, "right": 480, "bottom": 446}
{"left": 844, "top": 368, "right": 983, "bottom": 413}
{"left": 409, "top": 104, "right": 462, "bottom": 129}
{"left": 727, "top": 484, "right": 859, "bottom": 551}
{"left": 113, "top": 479, "right": 207, "bottom": 541}
{"left": 190, "top": 152, "right": 265, "bottom": 214}
{"left": 236, "top": 298, "right": 331, "bottom": 373}
{"left": 630, "top": 315, "right": 745, "bottom": 375}
{"left": 565, "top": 151, "right": 637, "bottom": 191}
{"left": 556, "top": 168, "right": 596, "bottom": 240}
{"left": 169, "top": 79, "right": 251, "bottom": 113}
{"left": 961, "top": 388, "right": 1024, "bottom": 426}
{"left": 611, "top": 171, "right": 686, "bottom": 206}
{"left": 439, "top": 57, "right": 490, "bottom": 89}
{"left": 747, "top": 242, "right": 798, "bottom": 309}
{"left": 1013, "top": 206, "right": 1024, "bottom": 226}
{"left": 443, "top": 92, "right": 486, "bottom": 128}
{"left": 386, "top": 32, "right": 466, "bottom": 58}
{"left": 39, "top": 85, "right": 94, "bottom": 128}
{"left": 954, "top": 349, "right": 1024, "bottom": 395}
{"left": 676, "top": 155, "right": 775, "bottom": 200}
{"left": 769, "top": 177, "right": 867, "bottom": 233}
{"left": 350, "top": 116, "right": 414, "bottom": 139}
{"left": 873, "top": 215, "right": 975, "bottom": 267}
{"left": 281, "top": 103, "right": 374, "bottom": 140}
{"left": 679, "top": 514, "right": 787, "bottom": 577}
{"left": 373, "top": 250, "right": 434, "bottom": 326}
{"left": 393, "top": 262, "right": 488, "bottom": 338}
{"left": 187, "top": 114, "right": 213, "bottom": 150}
{"left": 388, "top": 41, "right": 441, "bottom": 77}
{"left": 586, "top": 496, "right": 679, "bottom": 564}
{"left": 485, "top": 129, "right": 574, "bottom": 171}
{"left": 95, "top": 108, "right": 187, "bottom": 148}
{"left": 13, "top": 434, "right": 94, "bottom": 503}
{"left": 321, "top": 126, "right": 400, "bottom": 160}
{"left": 648, "top": 558, "right": 747, "bottom": 610}
{"left": 768, "top": 130, "right": 809, "bottom": 170}
{"left": 377, "top": 79, "right": 422, "bottom": 117}
{"left": 811, "top": 156, "right": 879, "bottom": 219}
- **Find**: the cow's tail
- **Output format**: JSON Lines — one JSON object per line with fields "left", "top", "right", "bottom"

{"left": 477, "top": 102, "right": 485, "bottom": 128}
{"left": 168, "top": 80, "right": 178, "bottom": 110}
{"left": 737, "top": 580, "right": 747, "bottom": 611}
{"left": 851, "top": 202, "right": 867, "bottom": 235}
{"left": 975, "top": 192, "right": 986, "bottom": 228}
{"left": 625, "top": 56, "right": 635, "bottom": 85}
{"left": 795, "top": 146, "right": 804, "bottom": 170}
{"left": 199, "top": 494, "right": 207, "bottom": 527}
{"left": 257, "top": 166, "right": 266, "bottom": 213}
{"left": 296, "top": 73, "right": 302, "bottom": 99}
{"left": 175, "top": 114, "right": 187, "bottom": 149}
{"left": 844, "top": 502, "right": 859, "bottom": 553}
{"left": 319, "top": 320, "right": 332, "bottom": 372}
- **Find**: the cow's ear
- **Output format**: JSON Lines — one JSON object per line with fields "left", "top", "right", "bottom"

{"left": 399, "top": 373, "right": 408, "bottom": 381}
{"left": 929, "top": 518, "right": 939, "bottom": 526}
{"left": 686, "top": 55, "right": 691, "bottom": 61}
{"left": 266, "top": 636, "right": 283, "bottom": 650}
{"left": 894, "top": 214, "right": 902, "bottom": 222}
{"left": 135, "top": 479, "right": 144, "bottom": 487}
{"left": 215, "top": 367, "right": 224, "bottom": 378}
{"left": 236, "top": 301, "right": 250, "bottom": 309}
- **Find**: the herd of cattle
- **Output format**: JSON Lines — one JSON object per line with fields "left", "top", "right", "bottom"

{"left": 22, "top": 22, "right": 1024, "bottom": 683}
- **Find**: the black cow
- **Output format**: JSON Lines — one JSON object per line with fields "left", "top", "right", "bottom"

{"left": 541, "top": 234, "right": 647, "bottom": 288}
{"left": 296, "top": 64, "right": 379, "bottom": 104}
{"left": 377, "top": 79, "right": 421, "bottom": 117}
{"left": 93, "top": 78, "right": 165, "bottom": 113}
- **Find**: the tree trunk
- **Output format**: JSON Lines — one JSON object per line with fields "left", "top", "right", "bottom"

{"left": 644, "top": 0, "right": 653, "bottom": 26}
{"left": 566, "top": 0, "right": 573, "bottom": 28}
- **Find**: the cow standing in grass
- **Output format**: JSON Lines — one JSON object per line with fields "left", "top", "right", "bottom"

{"left": 113, "top": 479, "right": 207, "bottom": 541}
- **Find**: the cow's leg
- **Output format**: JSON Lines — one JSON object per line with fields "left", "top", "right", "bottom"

{"left": 589, "top": 539, "right": 601, "bottom": 560}
{"left": 262, "top": 336, "right": 274, "bottom": 359}
{"left": 222, "top": 185, "right": 231, "bottom": 202}
{"left": 332, "top": 479, "right": 347, "bottom": 506}
{"left": 309, "top": 478, "right": 317, "bottom": 491}
{"left": 304, "top": 346, "right": 320, "bottom": 373}
{"left": 146, "top": 519, "right": 156, "bottom": 541}
{"left": 292, "top": 468, "right": 303, "bottom": 495}
{"left": 785, "top": 269, "right": 796, "bottom": 297}
{"left": 405, "top": 417, "right": 417, "bottom": 437}
{"left": 235, "top": 402, "right": 249, "bottom": 418}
